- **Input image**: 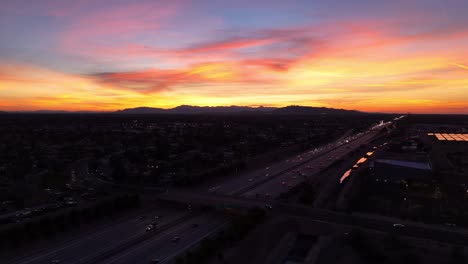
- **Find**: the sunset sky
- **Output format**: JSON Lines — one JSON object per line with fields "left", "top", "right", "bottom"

{"left": 1, "top": 0, "right": 467, "bottom": 113}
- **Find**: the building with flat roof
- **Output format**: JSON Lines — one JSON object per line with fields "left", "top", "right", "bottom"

{"left": 370, "top": 153, "right": 432, "bottom": 184}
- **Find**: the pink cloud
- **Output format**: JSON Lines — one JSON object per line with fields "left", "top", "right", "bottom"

{"left": 59, "top": 1, "right": 182, "bottom": 55}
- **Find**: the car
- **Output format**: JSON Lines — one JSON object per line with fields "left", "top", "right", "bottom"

{"left": 151, "top": 258, "right": 160, "bottom": 263}
{"left": 146, "top": 224, "right": 155, "bottom": 232}
{"left": 265, "top": 204, "right": 273, "bottom": 210}
{"left": 172, "top": 236, "right": 180, "bottom": 242}
{"left": 248, "top": 178, "right": 253, "bottom": 182}
{"left": 281, "top": 181, "right": 286, "bottom": 185}
{"left": 65, "top": 201, "right": 77, "bottom": 206}
{"left": 50, "top": 260, "right": 60, "bottom": 264}
{"left": 209, "top": 185, "right": 222, "bottom": 192}
{"left": 139, "top": 215, "right": 145, "bottom": 219}
{"left": 445, "top": 223, "right": 457, "bottom": 227}
{"left": 392, "top": 223, "right": 405, "bottom": 228}
{"left": 154, "top": 215, "right": 160, "bottom": 219}
{"left": 292, "top": 176, "right": 297, "bottom": 179}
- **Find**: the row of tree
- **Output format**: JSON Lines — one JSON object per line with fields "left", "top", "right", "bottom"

{"left": 175, "top": 207, "right": 266, "bottom": 264}
{"left": 0, "top": 194, "right": 140, "bottom": 250}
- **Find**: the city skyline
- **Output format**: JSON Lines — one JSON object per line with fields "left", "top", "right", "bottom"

{"left": 1, "top": 0, "right": 468, "bottom": 114}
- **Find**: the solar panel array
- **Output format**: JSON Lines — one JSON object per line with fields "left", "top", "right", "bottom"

{"left": 428, "top": 133, "right": 468, "bottom": 142}
{"left": 340, "top": 169, "right": 352, "bottom": 184}
{"left": 356, "top": 157, "right": 367, "bottom": 164}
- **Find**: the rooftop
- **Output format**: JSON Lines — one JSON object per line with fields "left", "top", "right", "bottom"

{"left": 428, "top": 133, "right": 468, "bottom": 142}
{"left": 375, "top": 159, "right": 432, "bottom": 170}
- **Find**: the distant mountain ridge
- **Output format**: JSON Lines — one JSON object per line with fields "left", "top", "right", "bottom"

{"left": 0, "top": 105, "right": 363, "bottom": 115}
{"left": 115, "top": 105, "right": 362, "bottom": 115}
{"left": 272, "top": 105, "right": 361, "bottom": 115}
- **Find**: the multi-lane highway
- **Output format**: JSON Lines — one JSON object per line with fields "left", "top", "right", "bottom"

{"left": 194, "top": 130, "right": 379, "bottom": 199}
{"left": 101, "top": 214, "right": 227, "bottom": 264}
{"left": 98, "top": 130, "right": 383, "bottom": 263}
{"left": 5, "top": 208, "right": 189, "bottom": 264}
{"left": 4, "top": 125, "right": 388, "bottom": 264}
{"left": 160, "top": 191, "right": 468, "bottom": 246}
{"left": 239, "top": 131, "right": 378, "bottom": 199}
{"left": 114, "top": 128, "right": 385, "bottom": 262}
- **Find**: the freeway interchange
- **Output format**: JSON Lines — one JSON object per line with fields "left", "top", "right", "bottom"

{"left": 9, "top": 120, "right": 466, "bottom": 264}
{"left": 3, "top": 126, "right": 385, "bottom": 264}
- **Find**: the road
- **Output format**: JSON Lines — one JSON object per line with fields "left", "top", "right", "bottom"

{"left": 193, "top": 130, "right": 378, "bottom": 198}
{"left": 101, "top": 214, "right": 227, "bottom": 264}
{"left": 239, "top": 131, "right": 378, "bottom": 199}
{"left": 5, "top": 124, "right": 388, "bottom": 264}
{"left": 5, "top": 208, "right": 188, "bottom": 264}
{"left": 160, "top": 191, "right": 468, "bottom": 246}
{"left": 96, "top": 130, "right": 382, "bottom": 263}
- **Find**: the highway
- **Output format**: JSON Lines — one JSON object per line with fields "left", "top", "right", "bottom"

{"left": 160, "top": 191, "right": 468, "bottom": 246}
{"left": 95, "top": 130, "right": 383, "bottom": 263}
{"left": 194, "top": 130, "right": 378, "bottom": 198}
{"left": 5, "top": 208, "right": 188, "bottom": 264}
{"left": 239, "top": 131, "right": 378, "bottom": 199}
{"left": 101, "top": 214, "right": 227, "bottom": 264}
{"left": 5, "top": 124, "right": 389, "bottom": 264}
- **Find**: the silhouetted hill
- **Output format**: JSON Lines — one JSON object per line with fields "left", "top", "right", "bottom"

{"left": 170, "top": 105, "right": 275, "bottom": 114}
{"left": 116, "top": 105, "right": 275, "bottom": 114}
{"left": 114, "top": 107, "right": 166, "bottom": 114}
{"left": 272, "top": 106, "right": 361, "bottom": 115}
{"left": 115, "top": 105, "right": 361, "bottom": 115}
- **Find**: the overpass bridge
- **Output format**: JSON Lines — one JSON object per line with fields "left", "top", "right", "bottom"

{"left": 158, "top": 191, "right": 468, "bottom": 246}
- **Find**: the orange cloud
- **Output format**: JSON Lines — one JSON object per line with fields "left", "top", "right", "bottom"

{"left": 2, "top": 14, "right": 468, "bottom": 113}
{"left": 452, "top": 63, "right": 468, "bottom": 70}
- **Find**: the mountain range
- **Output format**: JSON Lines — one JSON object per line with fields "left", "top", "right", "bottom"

{"left": 0, "top": 105, "right": 363, "bottom": 115}
{"left": 114, "top": 105, "right": 362, "bottom": 115}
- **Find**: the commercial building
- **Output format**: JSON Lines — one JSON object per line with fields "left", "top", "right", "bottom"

{"left": 371, "top": 154, "right": 432, "bottom": 184}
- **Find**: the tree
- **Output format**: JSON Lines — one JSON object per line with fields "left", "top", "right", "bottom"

{"left": 217, "top": 251, "right": 224, "bottom": 262}
{"left": 110, "top": 156, "right": 127, "bottom": 183}
{"left": 451, "top": 246, "right": 465, "bottom": 262}
{"left": 399, "top": 253, "right": 420, "bottom": 264}
{"left": 39, "top": 217, "right": 54, "bottom": 235}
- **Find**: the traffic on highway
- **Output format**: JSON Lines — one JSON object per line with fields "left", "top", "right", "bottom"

{"left": 3, "top": 122, "right": 393, "bottom": 264}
